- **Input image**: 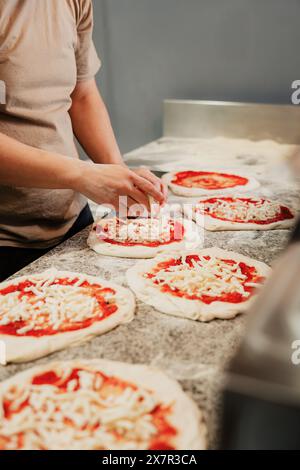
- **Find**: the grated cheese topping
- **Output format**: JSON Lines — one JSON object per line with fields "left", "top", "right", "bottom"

{"left": 147, "top": 254, "right": 262, "bottom": 301}
{"left": 0, "top": 367, "right": 172, "bottom": 450}
{"left": 0, "top": 275, "right": 117, "bottom": 336}
{"left": 199, "top": 198, "right": 287, "bottom": 223}
{"left": 97, "top": 218, "right": 182, "bottom": 244}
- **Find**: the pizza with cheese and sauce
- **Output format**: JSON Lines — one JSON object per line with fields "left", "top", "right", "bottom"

{"left": 88, "top": 216, "right": 202, "bottom": 258}
{"left": 193, "top": 197, "right": 296, "bottom": 231}
{"left": 0, "top": 269, "right": 135, "bottom": 364}
{"left": 162, "top": 170, "right": 260, "bottom": 197}
{"left": 0, "top": 360, "right": 206, "bottom": 450}
{"left": 127, "top": 247, "right": 271, "bottom": 321}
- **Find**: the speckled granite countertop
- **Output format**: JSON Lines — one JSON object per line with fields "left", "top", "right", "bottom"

{"left": 1, "top": 137, "right": 299, "bottom": 448}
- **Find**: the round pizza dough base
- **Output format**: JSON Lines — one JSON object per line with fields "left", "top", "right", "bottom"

{"left": 162, "top": 170, "right": 260, "bottom": 197}
{"left": 88, "top": 218, "right": 203, "bottom": 258}
{"left": 0, "top": 269, "right": 135, "bottom": 364}
{"left": 0, "top": 359, "right": 207, "bottom": 450}
{"left": 126, "top": 247, "right": 271, "bottom": 322}
{"left": 193, "top": 198, "right": 297, "bottom": 231}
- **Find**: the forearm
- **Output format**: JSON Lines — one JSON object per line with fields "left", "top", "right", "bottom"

{"left": 69, "top": 80, "right": 124, "bottom": 165}
{"left": 0, "top": 132, "right": 80, "bottom": 189}
{"left": 0, "top": 131, "right": 164, "bottom": 211}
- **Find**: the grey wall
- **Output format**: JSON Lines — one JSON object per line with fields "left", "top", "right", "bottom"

{"left": 92, "top": 0, "right": 299, "bottom": 153}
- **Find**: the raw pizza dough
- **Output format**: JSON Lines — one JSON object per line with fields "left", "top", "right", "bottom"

{"left": 163, "top": 169, "right": 260, "bottom": 197}
{"left": 193, "top": 197, "right": 297, "bottom": 231}
{"left": 0, "top": 269, "right": 135, "bottom": 364}
{"left": 127, "top": 247, "right": 271, "bottom": 322}
{"left": 88, "top": 216, "right": 202, "bottom": 258}
{"left": 0, "top": 359, "right": 207, "bottom": 450}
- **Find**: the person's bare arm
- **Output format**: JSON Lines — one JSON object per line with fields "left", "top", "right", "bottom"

{"left": 69, "top": 79, "right": 168, "bottom": 201}
{"left": 69, "top": 79, "right": 123, "bottom": 166}
{"left": 0, "top": 132, "right": 78, "bottom": 189}
{"left": 0, "top": 131, "right": 163, "bottom": 209}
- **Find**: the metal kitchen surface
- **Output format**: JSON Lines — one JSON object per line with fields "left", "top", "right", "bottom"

{"left": 1, "top": 102, "right": 300, "bottom": 448}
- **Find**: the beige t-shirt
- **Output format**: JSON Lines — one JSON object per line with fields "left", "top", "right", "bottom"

{"left": 0, "top": 0, "right": 101, "bottom": 248}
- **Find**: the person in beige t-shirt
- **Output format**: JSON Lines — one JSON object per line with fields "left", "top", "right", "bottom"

{"left": 0, "top": 0, "right": 166, "bottom": 281}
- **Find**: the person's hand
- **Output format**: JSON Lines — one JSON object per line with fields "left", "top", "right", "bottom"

{"left": 74, "top": 162, "right": 165, "bottom": 211}
{"left": 132, "top": 167, "right": 168, "bottom": 205}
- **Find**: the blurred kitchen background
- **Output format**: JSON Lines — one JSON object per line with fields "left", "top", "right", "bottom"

{"left": 92, "top": 0, "right": 299, "bottom": 153}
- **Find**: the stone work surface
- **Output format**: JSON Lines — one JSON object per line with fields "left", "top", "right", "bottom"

{"left": 1, "top": 137, "right": 299, "bottom": 449}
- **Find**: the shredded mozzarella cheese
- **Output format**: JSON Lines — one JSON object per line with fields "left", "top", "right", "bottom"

{"left": 98, "top": 218, "right": 178, "bottom": 244}
{"left": 148, "top": 255, "right": 257, "bottom": 299}
{"left": 0, "top": 368, "right": 167, "bottom": 450}
{"left": 0, "top": 279, "right": 116, "bottom": 335}
{"left": 201, "top": 198, "right": 283, "bottom": 222}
